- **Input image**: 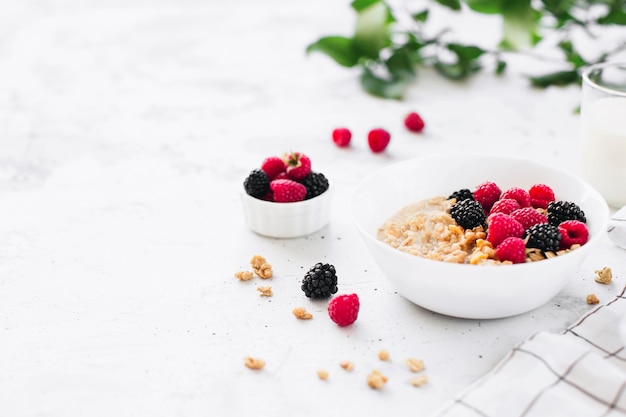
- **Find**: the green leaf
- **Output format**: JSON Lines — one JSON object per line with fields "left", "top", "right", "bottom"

{"left": 495, "top": 59, "right": 507, "bottom": 75}
{"left": 529, "top": 70, "right": 580, "bottom": 88}
{"left": 353, "top": 1, "right": 394, "bottom": 59}
{"left": 448, "top": 43, "right": 486, "bottom": 60}
{"left": 360, "top": 68, "right": 407, "bottom": 99}
{"left": 501, "top": 0, "right": 535, "bottom": 50}
{"left": 434, "top": 0, "right": 462, "bottom": 11}
{"left": 541, "top": 0, "right": 575, "bottom": 26}
{"left": 412, "top": 9, "right": 429, "bottom": 22}
{"left": 405, "top": 33, "right": 431, "bottom": 51}
{"left": 386, "top": 49, "right": 416, "bottom": 81}
{"left": 597, "top": 7, "right": 626, "bottom": 25}
{"left": 306, "top": 36, "right": 361, "bottom": 67}
{"left": 464, "top": 0, "right": 504, "bottom": 14}
{"left": 558, "top": 40, "right": 587, "bottom": 68}
{"left": 434, "top": 43, "right": 485, "bottom": 80}
{"left": 434, "top": 62, "right": 468, "bottom": 80}
{"left": 541, "top": 0, "right": 571, "bottom": 15}
{"left": 351, "top": 0, "right": 381, "bottom": 12}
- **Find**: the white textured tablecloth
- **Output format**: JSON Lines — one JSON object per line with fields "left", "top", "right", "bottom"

{"left": 434, "top": 285, "right": 626, "bottom": 416}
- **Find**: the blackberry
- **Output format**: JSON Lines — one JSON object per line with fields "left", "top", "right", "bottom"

{"left": 524, "top": 223, "right": 561, "bottom": 253}
{"left": 243, "top": 169, "right": 270, "bottom": 198}
{"left": 301, "top": 172, "right": 329, "bottom": 200}
{"left": 449, "top": 199, "right": 486, "bottom": 230}
{"left": 547, "top": 201, "right": 586, "bottom": 226}
{"left": 301, "top": 263, "right": 338, "bottom": 299}
{"left": 448, "top": 188, "right": 474, "bottom": 202}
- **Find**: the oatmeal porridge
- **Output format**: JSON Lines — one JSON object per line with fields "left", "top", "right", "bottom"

{"left": 377, "top": 196, "right": 496, "bottom": 264}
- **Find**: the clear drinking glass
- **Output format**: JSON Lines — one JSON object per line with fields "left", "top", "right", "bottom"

{"left": 581, "top": 62, "right": 626, "bottom": 208}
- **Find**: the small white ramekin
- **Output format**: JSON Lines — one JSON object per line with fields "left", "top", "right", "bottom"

{"left": 240, "top": 186, "right": 332, "bottom": 238}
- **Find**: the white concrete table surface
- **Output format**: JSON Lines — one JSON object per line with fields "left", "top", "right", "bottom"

{"left": 0, "top": 1, "right": 624, "bottom": 416}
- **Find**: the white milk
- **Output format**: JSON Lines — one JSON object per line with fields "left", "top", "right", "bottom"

{"left": 582, "top": 97, "right": 626, "bottom": 208}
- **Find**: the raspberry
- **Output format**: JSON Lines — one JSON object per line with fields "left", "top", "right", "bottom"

{"left": 547, "top": 201, "right": 586, "bottom": 226}
{"left": 496, "top": 237, "right": 526, "bottom": 264}
{"left": 332, "top": 128, "right": 352, "bottom": 147}
{"left": 328, "top": 293, "right": 360, "bottom": 327}
{"left": 270, "top": 179, "right": 307, "bottom": 203}
{"left": 243, "top": 169, "right": 270, "bottom": 198}
{"left": 501, "top": 187, "right": 531, "bottom": 208}
{"left": 529, "top": 184, "right": 555, "bottom": 209}
{"left": 404, "top": 112, "right": 425, "bottom": 133}
{"left": 283, "top": 151, "right": 312, "bottom": 181}
{"left": 474, "top": 181, "right": 502, "bottom": 213}
{"left": 558, "top": 220, "right": 589, "bottom": 249}
{"left": 301, "top": 263, "right": 339, "bottom": 298}
{"left": 449, "top": 199, "right": 486, "bottom": 230}
{"left": 524, "top": 223, "right": 561, "bottom": 253}
{"left": 301, "top": 172, "right": 329, "bottom": 199}
{"left": 367, "top": 128, "right": 391, "bottom": 153}
{"left": 510, "top": 207, "right": 548, "bottom": 230}
{"left": 260, "top": 156, "right": 286, "bottom": 180}
{"left": 487, "top": 212, "right": 524, "bottom": 248}
{"left": 273, "top": 172, "right": 289, "bottom": 181}
{"left": 448, "top": 188, "right": 474, "bottom": 202}
{"left": 489, "top": 198, "right": 520, "bottom": 215}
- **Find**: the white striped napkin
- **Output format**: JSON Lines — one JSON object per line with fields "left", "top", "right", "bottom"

{"left": 434, "top": 286, "right": 626, "bottom": 417}
{"left": 609, "top": 206, "right": 626, "bottom": 250}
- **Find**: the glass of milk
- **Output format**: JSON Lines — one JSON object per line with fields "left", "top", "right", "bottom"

{"left": 581, "top": 62, "right": 626, "bottom": 208}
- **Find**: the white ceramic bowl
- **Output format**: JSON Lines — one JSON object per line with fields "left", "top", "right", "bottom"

{"left": 241, "top": 187, "right": 332, "bottom": 238}
{"left": 351, "top": 154, "right": 609, "bottom": 319}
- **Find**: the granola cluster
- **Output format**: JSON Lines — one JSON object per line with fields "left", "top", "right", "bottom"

{"left": 250, "top": 255, "right": 273, "bottom": 279}
{"left": 244, "top": 357, "right": 266, "bottom": 370}
{"left": 292, "top": 307, "right": 313, "bottom": 320}
{"left": 234, "top": 271, "right": 254, "bottom": 281}
{"left": 257, "top": 286, "right": 273, "bottom": 297}
{"left": 595, "top": 267, "right": 613, "bottom": 284}
{"left": 586, "top": 293, "right": 600, "bottom": 305}
{"left": 367, "top": 370, "right": 388, "bottom": 389}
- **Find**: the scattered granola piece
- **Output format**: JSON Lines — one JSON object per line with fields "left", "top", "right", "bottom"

{"left": 234, "top": 271, "right": 254, "bottom": 281}
{"left": 292, "top": 307, "right": 313, "bottom": 320}
{"left": 586, "top": 293, "right": 600, "bottom": 304}
{"left": 257, "top": 286, "right": 273, "bottom": 297}
{"left": 367, "top": 370, "right": 388, "bottom": 389}
{"left": 595, "top": 267, "right": 613, "bottom": 284}
{"left": 317, "top": 369, "right": 329, "bottom": 380}
{"left": 339, "top": 361, "right": 354, "bottom": 371}
{"left": 406, "top": 358, "right": 425, "bottom": 373}
{"left": 244, "top": 357, "right": 265, "bottom": 370}
{"left": 250, "top": 255, "right": 273, "bottom": 279}
{"left": 411, "top": 374, "right": 428, "bottom": 387}
{"left": 378, "top": 349, "right": 390, "bottom": 361}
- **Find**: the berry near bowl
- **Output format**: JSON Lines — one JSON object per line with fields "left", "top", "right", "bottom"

{"left": 351, "top": 153, "right": 609, "bottom": 319}
{"left": 241, "top": 152, "right": 332, "bottom": 238}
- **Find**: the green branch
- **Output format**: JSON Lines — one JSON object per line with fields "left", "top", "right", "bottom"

{"left": 306, "top": 0, "right": 626, "bottom": 99}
